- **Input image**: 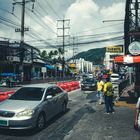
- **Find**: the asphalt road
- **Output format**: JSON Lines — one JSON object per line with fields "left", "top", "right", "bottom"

{"left": 0, "top": 89, "right": 139, "bottom": 140}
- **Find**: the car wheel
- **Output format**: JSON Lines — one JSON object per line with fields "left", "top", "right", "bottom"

{"left": 62, "top": 102, "right": 67, "bottom": 113}
{"left": 36, "top": 113, "right": 46, "bottom": 130}
{"left": 81, "top": 88, "right": 84, "bottom": 91}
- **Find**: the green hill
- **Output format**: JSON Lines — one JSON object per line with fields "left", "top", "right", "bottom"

{"left": 72, "top": 47, "right": 106, "bottom": 65}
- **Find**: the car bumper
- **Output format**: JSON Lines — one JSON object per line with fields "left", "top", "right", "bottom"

{"left": 0, "top": 116, "right": 37, "bottom": 129}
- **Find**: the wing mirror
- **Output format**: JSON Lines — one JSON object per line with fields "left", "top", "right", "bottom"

{"left": 46, "top": 95, "right": 53, "bottom": 100}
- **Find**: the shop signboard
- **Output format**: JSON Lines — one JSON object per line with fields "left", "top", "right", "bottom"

{"left": 106, "top": 45, "right": 123, "bottom": 53}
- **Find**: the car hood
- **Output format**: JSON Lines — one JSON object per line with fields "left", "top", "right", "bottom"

{"left": 0, "top": 99, "right": 40, "bottom": 112}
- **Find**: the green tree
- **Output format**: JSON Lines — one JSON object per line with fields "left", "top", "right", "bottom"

{"left": 58, "top": 47, "right": 64, "bottom": 56}
{"left": 54, "top": 50, "right": 58, "bottom": 56}
{"left": 40, "top": 50, "right": 48, "bottom": 60}
{"left": 48, "top": 50, "right": 54, "bottom": 58}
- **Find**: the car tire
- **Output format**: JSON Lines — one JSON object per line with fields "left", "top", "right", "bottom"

{"left": 36, "top": 113, "right": 46, "bottom": 130}
{"left": 81, "top": 88, "right": 84, "bottom": 91}
{"left": 62, "top": 102, "right": 67, "bottom": 113}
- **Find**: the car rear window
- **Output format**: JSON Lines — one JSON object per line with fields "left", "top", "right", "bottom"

{"left": 111, "top": 75, "right": 119, "bottom": 78}
{"left": 9, "top": 87, "right": 45, "bottom": 101}
{"left": 84, "top": 78, "right": 95, "bottom": 82}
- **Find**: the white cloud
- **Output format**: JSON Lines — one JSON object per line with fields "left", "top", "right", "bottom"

{"left": 0, "top": 0, "right": 125, "bottom": 56}
{"left": 100, "top": 2, "right": 125, "bottom": 20}
{"left": 63, "top": 0, "right": 125, "bottom": 58}
{"left": 65, "top": 0, "right": 100, "bottom": 35}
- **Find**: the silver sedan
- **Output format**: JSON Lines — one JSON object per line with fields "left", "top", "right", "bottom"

{"left": 0, "top": 84, "right": 68, "bottom": 130}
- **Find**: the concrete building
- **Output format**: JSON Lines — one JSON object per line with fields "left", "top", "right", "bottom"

{"left": 69, "top": 58, "right": 93, "bottom": 74}
{"left": 103, "top": 45, "right": 124, "bottom": 70}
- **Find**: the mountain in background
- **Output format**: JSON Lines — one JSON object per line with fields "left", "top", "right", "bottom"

{"left": 71, "top": 47, "right": 106, "bottom": 65}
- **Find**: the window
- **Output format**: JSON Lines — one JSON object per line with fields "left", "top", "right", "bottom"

{"left": 9, "top": 87, "right": 45, "bottom": 101}
{"left": 55, "top": 86, "right": 63, "bottom": 94}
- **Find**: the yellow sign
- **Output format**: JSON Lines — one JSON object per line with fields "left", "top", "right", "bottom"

{"left": 106, "top": 45, "right": 123, "bottom": 53}
{"left": 70, "top": 63, "right": 76, "bottom": 68}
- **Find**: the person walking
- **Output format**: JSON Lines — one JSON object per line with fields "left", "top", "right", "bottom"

{"left": 103, "top": 77, "right": 114, "bottom": 114}
{"left": 97, "top": 77, "right": 104, "bottom": 105}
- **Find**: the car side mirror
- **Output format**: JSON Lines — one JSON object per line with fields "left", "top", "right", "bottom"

{"left": 46, "top": 95, "right": 53, "bottom": 100}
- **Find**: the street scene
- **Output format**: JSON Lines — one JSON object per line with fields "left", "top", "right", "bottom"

{"left": 0, "top": 0, "right": 140, "bottom": 140}
{"left": 0, "top": 86, "right": 139, "bottom": 140}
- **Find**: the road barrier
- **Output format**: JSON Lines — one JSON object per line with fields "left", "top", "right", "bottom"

{"left": 57, "top": 81, "right": 80, "bottom": 92}
{"left": 0, "top": 81, "right": 80, "bottom": 102}
{"left": 0, "top": 90, "right": 15, "bottom": 102}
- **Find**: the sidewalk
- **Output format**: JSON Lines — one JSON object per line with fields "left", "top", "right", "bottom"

{"left": 115, "top": 83, "right": 137, "bottom": 108}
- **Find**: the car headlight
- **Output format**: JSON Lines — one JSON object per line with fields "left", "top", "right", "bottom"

{"left": 16, "top": 109, "right": 34, "bottom": 117}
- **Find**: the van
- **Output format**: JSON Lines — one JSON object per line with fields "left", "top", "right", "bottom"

{"left": 110, "top": 73, "right": 119, "bottom": 82}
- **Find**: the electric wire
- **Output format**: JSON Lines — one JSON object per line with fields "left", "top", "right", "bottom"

{"left": 42, "top": 0, "right": 61, "bottom": 19}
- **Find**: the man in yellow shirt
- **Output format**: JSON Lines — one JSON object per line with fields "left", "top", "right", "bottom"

{"left": 103, "top": 77, "right": 114, "bottom": 114}
{"left": 97, "top": 77, "right": 104, "bottom": 104}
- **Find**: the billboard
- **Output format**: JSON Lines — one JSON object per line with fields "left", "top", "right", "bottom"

{"left": 106, "top": 45, "right": 123, "bottom": 53}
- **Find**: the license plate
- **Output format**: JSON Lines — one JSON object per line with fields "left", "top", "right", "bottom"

{"left": 0, "top": 120, "right": 8, "bottom": 126}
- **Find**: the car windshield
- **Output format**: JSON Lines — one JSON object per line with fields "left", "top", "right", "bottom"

{"left": 84, "top": 78, "right": 95, "bottom": 82}
{"left": 111, "top": 75, "right": 119, "bottom": 78}
{"left": 9, "top": 87, "right": 45, "bottom": 101}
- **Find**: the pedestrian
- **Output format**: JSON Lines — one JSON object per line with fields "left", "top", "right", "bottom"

{"left": 103, "top": 77, "right": 114, "bottom": 114}
{"left": 134, "top": 97, "right": 140, "bottom": 130}
{"left": 97, "top": 77, "right": 104, "bottom": 105}
{"left": 6, "top": 76, "right": 10, "bottom": 88}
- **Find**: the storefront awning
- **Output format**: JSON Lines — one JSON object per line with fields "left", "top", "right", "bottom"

{"left": 45, "top": 65, "right": 55, "bottom": 70}
{"left": 115, "top": 55, "right": 140, "bottom": 64}
{"left": 0, "top": 73, "right": 16, "bottom": 77}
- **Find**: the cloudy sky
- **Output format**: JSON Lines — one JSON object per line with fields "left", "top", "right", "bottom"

{"left": 0, "top": 0, "right": 126, "bottom": 58}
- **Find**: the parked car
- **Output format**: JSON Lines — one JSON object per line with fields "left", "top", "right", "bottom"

{"left": 110, "top": 73, "right": 120, "bottom": 82}
{"left": 81, "top": 78, "right": 97, "bottom": 91}
{"left": 0, "top": 84, "right": 68, "bottom": 130}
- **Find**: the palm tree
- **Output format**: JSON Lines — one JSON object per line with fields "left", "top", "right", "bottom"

{"left": 48, "top": 50, "right": 54, "bottom": 58}
{"left": 39, "top": 50, "right": 48, "bottom": 60}
{"left": 58, "top": 47, "right": 64, "bottom": 56}
{"left": 53, "top": 50, "right": 58, "bottom": 56}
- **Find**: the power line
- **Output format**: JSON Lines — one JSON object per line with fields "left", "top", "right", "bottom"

{"left": 35, "top": 1, "right": 56, "bottom": 27}
{"left": 42, "top": 0, "right": 61, "bottom": 19}
{"left": 30, "top": 9, "right": 57, "bottom": 35}
{"left": 0, "top": 15, "right": 20, "bottom": 27}
{"left": 71, "top": 23, "right": 124, "bottom": 35}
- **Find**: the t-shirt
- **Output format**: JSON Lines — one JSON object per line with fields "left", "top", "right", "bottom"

{"left": 97, "top": 81, "right": 104, "bottom": 91}
{"left": 104, "top": 82, "right": 113, "bottom": 96}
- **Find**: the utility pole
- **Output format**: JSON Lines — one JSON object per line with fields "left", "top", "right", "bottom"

{"left": 57, "top": 19, "right": 70, "bottom": 77}
{"left": 72, "top": 37, "right": 78, "bottom": 63}
{"left": 12, "top": 0, "right": 35, "bottom": 82}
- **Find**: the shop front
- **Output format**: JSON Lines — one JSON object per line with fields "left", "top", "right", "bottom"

{"left": 114, "top": 41, "right": 140, "bottom": 97}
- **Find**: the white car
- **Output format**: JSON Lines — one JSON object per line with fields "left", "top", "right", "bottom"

{"left": 110, "top": 73, "right": 120, "bottom": 82}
